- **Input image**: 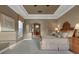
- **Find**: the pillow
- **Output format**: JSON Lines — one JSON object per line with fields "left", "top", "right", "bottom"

{"left": 67, "top": 30, "right": 74, "bottom": 37}
{"left": 61, "top": 32, "right": 69, "bottom": 38}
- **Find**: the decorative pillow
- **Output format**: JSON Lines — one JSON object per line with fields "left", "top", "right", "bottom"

{"left": 61, "top": 32, "right": 69, "bottom": 38}
{"left": 67, "top": 30, "right": 74, "bottom": 37}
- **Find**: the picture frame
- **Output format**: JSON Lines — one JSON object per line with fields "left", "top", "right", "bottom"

{"left": 1, "top": 14, "right": 15, "bottom": 31}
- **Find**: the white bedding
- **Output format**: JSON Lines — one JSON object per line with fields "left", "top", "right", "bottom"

{"left": 41, "top": 36, "right": 69, "bottom": 51}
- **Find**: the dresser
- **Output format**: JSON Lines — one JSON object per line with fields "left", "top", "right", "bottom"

{"left": 70, "top": 37, "right": 79, "bottom": 53}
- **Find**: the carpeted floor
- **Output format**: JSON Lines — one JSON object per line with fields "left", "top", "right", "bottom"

{"left": 3, "top": 39, "right": 73, "bottom": 54}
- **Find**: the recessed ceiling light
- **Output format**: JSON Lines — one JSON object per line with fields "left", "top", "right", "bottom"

{"left": 46, "top": 5, "right": 50, "bottom": 7}
{"left": 34, "top": 5, "right": 37, "bottom": 7}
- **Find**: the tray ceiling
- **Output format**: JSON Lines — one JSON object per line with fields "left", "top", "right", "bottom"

{"left": 23, "top": 5, "right": 59, "bottom": 14}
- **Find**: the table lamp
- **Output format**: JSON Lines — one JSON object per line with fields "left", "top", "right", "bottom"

{"left": 73, "top": 23, "right": 79, "bottom": 37}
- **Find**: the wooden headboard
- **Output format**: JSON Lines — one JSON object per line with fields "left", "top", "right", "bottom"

{"left": 61, "top": 21, "right": 74, "bottom": 32}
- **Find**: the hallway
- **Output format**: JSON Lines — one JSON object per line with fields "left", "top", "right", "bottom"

{"left": 3, "top": 38, "right": 73, "bottom": 54}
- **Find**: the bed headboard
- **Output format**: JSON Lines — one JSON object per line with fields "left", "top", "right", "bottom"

{"left": 61, "top": 21, "right": 74, "bottom": 32}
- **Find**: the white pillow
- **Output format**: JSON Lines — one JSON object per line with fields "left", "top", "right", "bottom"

{"left": 62, "top": 32, "right": 68, "bottom": 38}
{"left": 67, "top": 30, "right": 74, "bottom": 37}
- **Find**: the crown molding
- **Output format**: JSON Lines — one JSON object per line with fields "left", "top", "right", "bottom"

{"left": 26, "top": 5, "right": 75, "bottom": 19}
{"left": 8, "top": 5, "right": 28, "bottom": 18}
{"left": 53, "top": 5, "right": 75, "bottom": 19}
{"left": 26, "top": 14, "right": 56, "bottom": 19}
{"left": 8, "top": 5, "right": 75, "bottom": 19}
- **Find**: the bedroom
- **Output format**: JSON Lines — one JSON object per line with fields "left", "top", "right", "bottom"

{"left": 0, "top": 5, "right": 79, "bottom": 54}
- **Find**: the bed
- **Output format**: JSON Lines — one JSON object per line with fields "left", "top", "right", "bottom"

{"left": 41, "top": 36, "right": 69, "bottom": 51}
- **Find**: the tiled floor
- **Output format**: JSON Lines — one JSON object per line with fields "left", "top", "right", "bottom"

{"left": 3, "top": 39, "right": 73, "bottom": 54}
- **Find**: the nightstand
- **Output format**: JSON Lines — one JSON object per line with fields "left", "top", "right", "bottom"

{"left": 70, "top": 37, "right": 79, "bottom": 53}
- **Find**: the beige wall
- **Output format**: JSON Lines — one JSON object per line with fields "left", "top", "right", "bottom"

{"left": 0, "top": 5, "right": 19, "bottom": 33}
{"left": 0, "top": 32, "right": 16, "bottom": 41}
{"left": 0, "top": 32, "right": 16, "bottom": 50}
{"left": 0, "top": 5, "right": 19, "bottom": 39}
{"left": 25, "top": 19, "right": 57, "bottom": 36}
{"left": 57, "top": 6, "right": 79, "bottom": 28}
{"left": 0, "top": 6, "right": 19, "bottom": 47}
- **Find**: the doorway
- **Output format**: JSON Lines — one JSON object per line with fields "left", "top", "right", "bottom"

{"left": 32, "top": 23, "right": 41, "bottom": 37}
{"left": 32, "top": 23, "right": 41, "bottom": 49}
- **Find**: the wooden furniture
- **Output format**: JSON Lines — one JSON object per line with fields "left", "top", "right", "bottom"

{"left": 70, "top": 25, "right": 79, "bottom": 53}
{"left": 70, "top": 37, "right": 79, "bottom": 53}
{"left": 61, "top": 21, "right": 74, "bottom": 32}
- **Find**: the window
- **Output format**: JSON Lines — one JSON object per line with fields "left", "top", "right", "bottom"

{"left": 18, "top": 20, "right": 23, "bottom": 38}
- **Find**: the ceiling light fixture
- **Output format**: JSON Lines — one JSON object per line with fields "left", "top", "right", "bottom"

{"left": 46, "top": 5, "right": 50, "bottom": 7}
{"left": 34, "top": 5, "right": 37, "bottom": 7}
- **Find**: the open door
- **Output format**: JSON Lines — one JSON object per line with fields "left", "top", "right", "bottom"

{"left": 32, "top": 23, "right": 41, "bottom": 36}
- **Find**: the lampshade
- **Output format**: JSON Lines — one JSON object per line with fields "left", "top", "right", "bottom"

{"left": 75, "top": 23, "right": 79, "bottom": 29}
{"left": 55, "top": 28, "right": 58, "bottom": 31}
{"left": 58, "top": 24, "right": 61, "bottom": 30}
